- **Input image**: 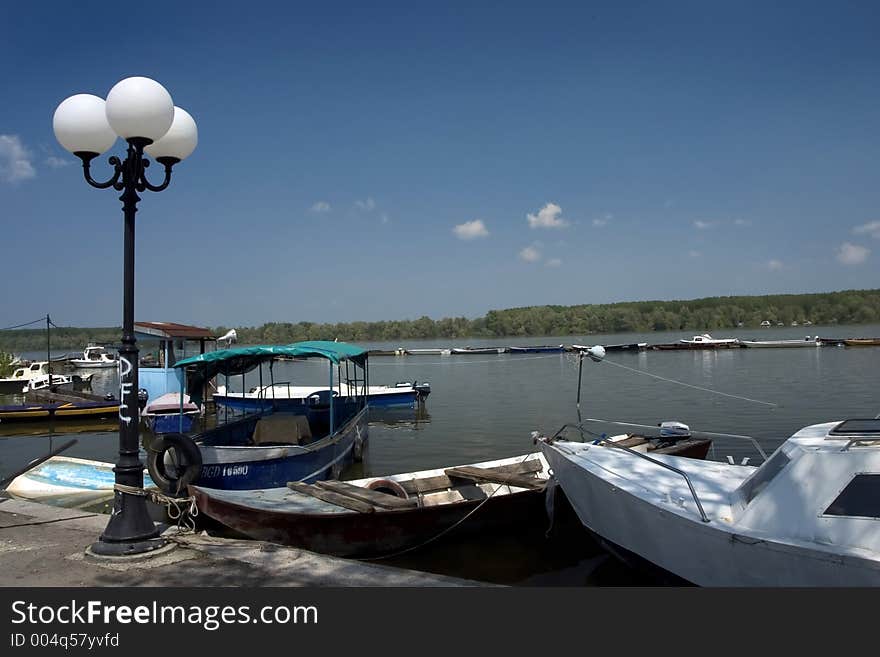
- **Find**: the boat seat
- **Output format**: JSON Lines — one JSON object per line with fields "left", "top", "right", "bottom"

{"left": 251, "top": 414, "right": 312, "bottom": 446}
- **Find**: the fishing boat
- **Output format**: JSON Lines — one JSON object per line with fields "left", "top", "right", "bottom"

{"left": 739, "top": 336, "right": 820, "bottom": 348}
{"left": 450, "top": 346, "right": 507, "bottom": 355}
{"left": 68, "top": 345, "right": 117, "bottom": 368}
{"left": 843, "top": 338, "right": 880, "bottom": 346}
{"left": 147, "top": 341, "right": 370, "bottom": 494}
{"left": 213, "top": 378, "right": 429, "bottom": 414}
{"left": 508, "top": 345, "right": 565, "bottom": 353}
{"left": 26, "top": 373, "right": 75, "bottom": 392}
{"left": 0, "top": 397, "right": 119, "bottom": 423}
{"left": 538, "top": 418, "right": 880, "bottom": 586}
{"left": 142, "top": 392, "right": 201, "bottom": 434}
{"left": 190, "top": 425, "right": 712, "bottom": 558}
{"left": 5, "top": 456, "right": 155, "bottom": 510}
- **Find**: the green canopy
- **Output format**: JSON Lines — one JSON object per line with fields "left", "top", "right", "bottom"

{"left": 173, "top": 341, "right": 368, "bottom": 404}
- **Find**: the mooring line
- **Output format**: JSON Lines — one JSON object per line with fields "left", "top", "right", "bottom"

{"left": 597, "top": 357, "right": 778, "bottom": 407}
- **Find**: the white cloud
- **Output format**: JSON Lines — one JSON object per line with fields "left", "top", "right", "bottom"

{"left": 309, "top": 201, "right": 331, "bottom": 213}
{"left": 355, "top": 197, "right": 376, "bottom": 211}
{"left": 545, "top": 258, "right": 562, "bottom": 267}
{"left": 766, "top": 259, "right": 784, "bottom": 271}
{"left": 592, "top": 213, "right": 612, "bottom": 228}
{"left": 853, "top": 221, "right": 880, "bottom": 239}
{"left": 689, "top": 250, "right": 702, "bottom": 258}
{"left": 734, "top": 218, "right": 750, "bottom": 226}
{"left": 453, "top": 219, "right": 489, "bottom": 240}
{"left": 836, "top": 242, "right": 869, "bottom": 266}
{"left": 381, "top": 213, "right": 390, "bottom": 224}
{"left": 693, "top": 220, "right": 713, "bottom": 230}
{"left": 527, "top": 202, "right": 568, "bottom": 229}
{"left": 519, "top": 245, "right": 542, "bottom": 262}
{"left": 0, "top": 135, "right": 36, "bottom": 183}
{"left": 45, "top": 155, "right": 72, "bottom": 169}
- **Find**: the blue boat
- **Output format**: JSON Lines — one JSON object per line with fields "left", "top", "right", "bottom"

{"left": 147, "top": 341, "right": 370, "bottom": 494}
{"left": 212, "top": 380, "right": 429, "bottom": 414}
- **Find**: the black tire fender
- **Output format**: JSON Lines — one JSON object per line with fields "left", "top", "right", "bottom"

{"left": 147, "top": 432, "right": 202, "bottom": 496}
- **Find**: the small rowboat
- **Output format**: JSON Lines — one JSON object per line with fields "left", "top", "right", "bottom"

{"left": 508, "top": 345, "right": 565, "bottom": 353}
{"left": 843, "top": 338, "right": 880, "bottom": 346}
{"left": 5, "top": 456, "right": 155, "bottom": 510}
{"left": 0, "top": 399, "right": 119, "bottom": 423}
{"left": 450, "top": 346, "right": 507, "bottom": 355}
{"left": 191, "top": 433, "right": 712, "bottom": 558}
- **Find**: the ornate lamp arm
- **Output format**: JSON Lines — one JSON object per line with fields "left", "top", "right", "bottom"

{"left": 77, "top": 152, "right": 122, "bottom": 189}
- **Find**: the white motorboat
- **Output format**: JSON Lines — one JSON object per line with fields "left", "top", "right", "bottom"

{"left": 739, "top": 336, "right": 820, "bottom": 348}
{"left": 538, "top": 418, "right": 880, "bottom": 586}
{"left": 679, "top": 334, "right": 739, "bottom": 346}
{"left": 26, "top": 373, "right": 74, "bottom": 392}
{"left": 68, "top": 345, "right": 117, "bottom": 368}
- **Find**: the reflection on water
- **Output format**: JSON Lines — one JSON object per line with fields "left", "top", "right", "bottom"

{"left": 2, "top": 325, "right": 879, "bottom": 585}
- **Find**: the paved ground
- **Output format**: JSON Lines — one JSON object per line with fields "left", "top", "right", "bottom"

{"left": 0, "top": 497, "right": 488, "bottom": 587}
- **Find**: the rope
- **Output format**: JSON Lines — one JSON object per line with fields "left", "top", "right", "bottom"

{"left": 358, "top": 453, "right": 540, "bottom": 562}
{"left": 594, "top": 357, "right": 778, "bottom": 407}
{"left": 113, "top": 483, "right": 199, "bottom": 534}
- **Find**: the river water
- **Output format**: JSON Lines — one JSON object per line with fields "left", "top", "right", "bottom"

{"left": 2, "top": 323, "right": 877, "bottom": 585}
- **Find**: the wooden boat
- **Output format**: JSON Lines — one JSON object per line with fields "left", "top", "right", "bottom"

{"left": 152, "top": 341, "right": 371, "bottom": 494}
{"left": 5, "top": 456, "right": 155, "bottom": 510}
{"left": 539, "top": 418, "right": 880, "bottom": 586}
{"left": 843, "top": 338, "right": 880, "bottom": 346}
{"left": 450, "top": 346, "right": 507, "bottom": 355}
{"left": 739, "top": 337, "right": 819, "bottom": 348}
{"left": 190, "top": 431, "right": 712, "bottom": 558}
{"left": 0, "top": 398, "right": 119, "bottom": 422}
{"left": 508, "top": 345, "right": 565, "bottom": 353}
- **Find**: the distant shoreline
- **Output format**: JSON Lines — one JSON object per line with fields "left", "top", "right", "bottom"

{"left": 1, "top": 289, "right": 878, "bottom": 351}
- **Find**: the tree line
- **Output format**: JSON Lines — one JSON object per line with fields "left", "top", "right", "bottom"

{"left": 1, "top": 289, "right": 878, "bottom": 352}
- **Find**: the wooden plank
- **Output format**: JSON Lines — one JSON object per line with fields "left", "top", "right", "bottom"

{"left": 396, "top": 459, "right": 544, "bottom": 496}
{"left": 443, "top": 466, "right": 545, "bottom": 490}
{"left": 398, "top": 474, "right": 453, "bottom": 496}
{"left": 286, "top": 481, "right": 375, "bottom": 513}
{"left": 315, "top": 480, "right": 418, "bottom": 509}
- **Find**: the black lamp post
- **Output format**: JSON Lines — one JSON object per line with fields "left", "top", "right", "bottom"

{"left": 53, "top": 77, "right": 198, "bottom": 556}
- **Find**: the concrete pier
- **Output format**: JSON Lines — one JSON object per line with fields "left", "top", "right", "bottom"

{"left": 0, "top": 497, "right": 488, "bottom": 587}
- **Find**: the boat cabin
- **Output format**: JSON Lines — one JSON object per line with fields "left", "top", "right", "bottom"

{"left": 729, "top": 419, "right": 880, "bottom": 553}
{"left": 135, "top": 322, "right": 217, "bottom": 405}
{"left": 11, "top": 362, "right": 51, "bottom": 380}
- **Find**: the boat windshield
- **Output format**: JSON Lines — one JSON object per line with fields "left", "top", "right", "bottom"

{"left": 737, "top": 449, "right": 791, "bottom": 504}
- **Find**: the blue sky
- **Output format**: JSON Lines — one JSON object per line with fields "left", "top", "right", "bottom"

{"left": 1, "top": 1, "right": 879, "bottom": 328}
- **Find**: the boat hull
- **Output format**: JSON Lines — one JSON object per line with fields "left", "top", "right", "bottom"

{"left": 540, "top": 443, "right": 880, "bottom": 586}
{"left": 190, "top": 452, "right": 550, "bottom": 557}
{"left": 194, "top": 407, "right": 369, "bottom": 489}
{"left": 213, "top": 388, "right": 418, "bottom": 413}
{"left": 144, "top": 412, "right": 197, "bottom": 434}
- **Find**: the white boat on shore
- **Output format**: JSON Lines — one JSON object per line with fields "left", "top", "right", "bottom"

{"left": 538, "top": 418, "right": 880, "bottom": 586}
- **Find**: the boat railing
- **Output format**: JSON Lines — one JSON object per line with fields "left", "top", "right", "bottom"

{"left": 553, "top": 417, "right": 768, "bottom": 462}
{"left": 543, "top": 421, "right": 710, "bottom": 523}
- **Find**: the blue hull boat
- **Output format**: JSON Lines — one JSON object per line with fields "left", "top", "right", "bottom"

{"left": 213, "top": 385, "right": 421, "bottom": 414}
{"left": 148, "top": 341, "right": 371, "bottom": 494}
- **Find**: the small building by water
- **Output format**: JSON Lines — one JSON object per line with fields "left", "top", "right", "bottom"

{"left": 135, "top": 322, "right": 216, "bottom": 405}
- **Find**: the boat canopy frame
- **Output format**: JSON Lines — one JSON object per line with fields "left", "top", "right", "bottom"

{"left": 174, "top": 341, "right": 370, "bottom": 433}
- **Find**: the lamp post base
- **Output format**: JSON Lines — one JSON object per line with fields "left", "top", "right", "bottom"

{"left": 87, "top": 537, "right": 169, "bottom": 559}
